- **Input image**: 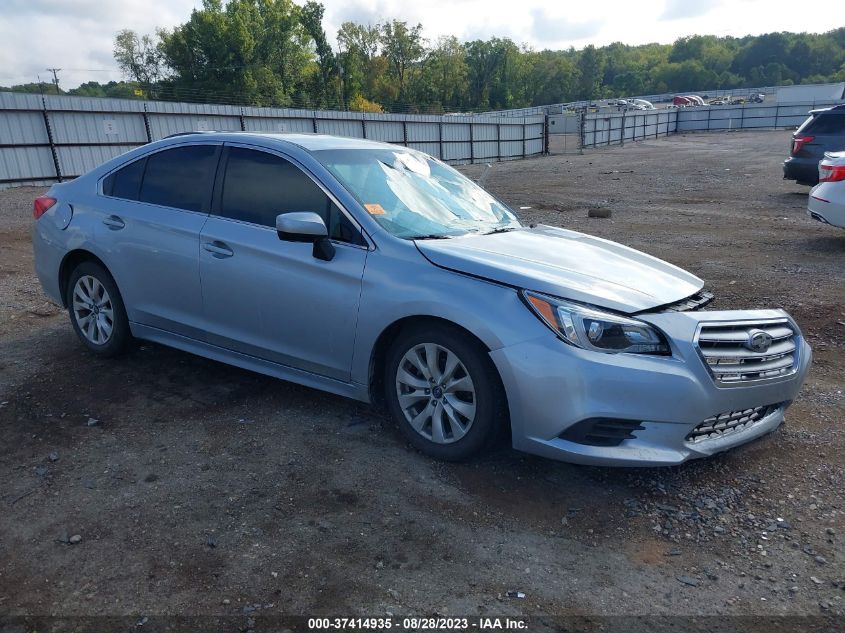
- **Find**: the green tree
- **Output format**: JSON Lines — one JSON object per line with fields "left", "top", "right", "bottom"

{"left": 576, "top": 45, "right": 605, "bottom": 100}
{"left": 337, "top": 21, "right": 381, "bottom": 105}
{"left": 67, "top": 81, "right": 146, "bottom": 99}
{"left": 102, "top": 8, "right": 845, "bottom": 113}
{"left": 523, "top": 51, "right": 577, "bottom": 106}
{"left": 157, "top": 0, "right": 310, "bottom": 106}
{"left": 414, "top": 36, "right": 469, "bottom": 111}
{"left": 0, "top": 82, "right": 56, "bottom": 94}
{"left": 300, "top": 1, "right": 338, "bottom": 107}
{"left": 464, "top": 38, "right": 522, "bottom": 109}
{"left": 114, "top": 30, "right": 164, "bottom": 88}
{"left": 380, "top": 20, "right": 425, "bottom": 103}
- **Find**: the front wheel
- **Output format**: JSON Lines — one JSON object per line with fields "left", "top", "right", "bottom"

{"left": 384, "top": 325, "right": 507, "bottom": 461}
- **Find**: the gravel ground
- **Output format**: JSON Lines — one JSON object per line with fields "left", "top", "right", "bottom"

{"left": 0, "top": 130, "right": 843, "bottom": 627}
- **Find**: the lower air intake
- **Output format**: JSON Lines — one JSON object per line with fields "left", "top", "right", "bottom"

{"left": 686, "top": 404, "right": 783, "bottom": 444}
{"left": 560, "top": 418, "right": 644, "bottom": 447}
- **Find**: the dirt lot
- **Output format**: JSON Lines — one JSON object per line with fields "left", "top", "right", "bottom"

{"left": 1, "top": 130, "right": 843, "bottom": 627}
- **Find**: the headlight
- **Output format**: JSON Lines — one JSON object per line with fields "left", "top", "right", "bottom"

{"left": 522, "top": 291, "right": 670, "bottom": 355}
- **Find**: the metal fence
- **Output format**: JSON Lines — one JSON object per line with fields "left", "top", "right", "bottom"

{"left": 674, "top": 100, "right": 841, "bottom": 132}
{"left": 0, "top": 91, "right": 546, "bottom": 188}
{"left": 580, "top": 100, "right": 843, "bottom": 149}
{"left": 581, "top": 110, "right": 677, "bottom": 148}
{"left": 482, "top": 81, "right": 845, "bottom": 118}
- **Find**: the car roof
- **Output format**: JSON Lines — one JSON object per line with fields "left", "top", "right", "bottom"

{"left": 162, "top": 131, "right": 400, "bottom": 152}
{"left": 810, "top": 104, "right": 845, "bottom": 116}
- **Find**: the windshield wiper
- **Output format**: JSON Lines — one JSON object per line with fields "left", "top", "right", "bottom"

{"left": 412, "top": 234, "right": 453, "bottom": 240}
{"left": 482, "top": 226, "right": 518, "bottom": 235}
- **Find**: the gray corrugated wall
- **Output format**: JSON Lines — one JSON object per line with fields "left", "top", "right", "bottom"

{"left": 0, "top": 92, "right": 547, "bottom": 187}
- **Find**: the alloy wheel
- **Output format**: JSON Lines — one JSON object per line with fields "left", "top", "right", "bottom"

{"left": 72, "top": 275, "right": 114, "bottom": 345}
{"left": 395, "top": 343, "right": 477, "bottom": 444}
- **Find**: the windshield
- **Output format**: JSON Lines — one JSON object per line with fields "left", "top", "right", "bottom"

{"left": 313, "top": 148, "right": 520, "bottom": 239}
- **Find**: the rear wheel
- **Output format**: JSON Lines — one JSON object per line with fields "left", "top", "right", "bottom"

{"left": 66, "top": 261, "right": 130, "bottom": 357}
{"left": 384, "top": 325, "right": 506, "bottom": 461}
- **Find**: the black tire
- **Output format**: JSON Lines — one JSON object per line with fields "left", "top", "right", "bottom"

{"left": 65, "top": 261, "right": 131, "bottom": 357}
{"left": 384, "top": 324, "right": 507, "bottom": 461}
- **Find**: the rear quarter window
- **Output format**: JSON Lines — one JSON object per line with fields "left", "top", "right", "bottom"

{"left": 103, "top": 157, "right": 146, "bottom": 200}
{"left": 802, "top": 114, "right": 845, "bottom": 135}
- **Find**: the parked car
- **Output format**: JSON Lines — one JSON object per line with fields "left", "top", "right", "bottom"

{"left": 629, "top": 99, "right": 655, "bottom": 110}
{"left": 808, "top": 152, "right": 845, "bottom": 228}
{"left": 750, "top": 93, "right": 766, "bottom": 103}
{"left": 784, "top": 104, "right": 845, "bottom": 186}
{"left": 708, "top": 98, "right": 729, "bottom": 106}
{"left": 32, "top": 132, "right": 812, "bottom": 466}
{"left": 673, "top": 96, "right": 693, "bottom": 107}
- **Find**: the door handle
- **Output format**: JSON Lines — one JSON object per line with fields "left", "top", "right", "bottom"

{"left": 203, "top": 241, "right": 234, "bottom": 258}
{"left": 102, "top": 215, "right": 125, "bottom": 230}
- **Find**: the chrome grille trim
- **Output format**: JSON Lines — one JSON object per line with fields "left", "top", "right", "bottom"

{"left": 686, "top": 404, "right": 782, "bottom": 443}
{"left": 695, "top": 319, "right": 799, "bottom": 385}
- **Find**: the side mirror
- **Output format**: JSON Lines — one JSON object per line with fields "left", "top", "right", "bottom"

{"left": 275, "top": 212, "right": 335, "bottom": 262}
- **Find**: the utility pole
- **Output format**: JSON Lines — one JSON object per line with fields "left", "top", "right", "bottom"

{"left": 45, "top": 68, "right": 61, "bottom": 94}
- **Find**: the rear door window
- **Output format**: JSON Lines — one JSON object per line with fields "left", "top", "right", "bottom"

{"left": 103, "top": 157, "right": 146, "bottom": 200}
{"left": 217, "top": 146, "right": 364, "bottom": 245}
{"left": 138, "top": 145, "right": 220, "bottom": 212}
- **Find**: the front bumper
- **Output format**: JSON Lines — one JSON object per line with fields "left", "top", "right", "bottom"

{"left": 490, "top": 309, "right": 812, "bottom": 467}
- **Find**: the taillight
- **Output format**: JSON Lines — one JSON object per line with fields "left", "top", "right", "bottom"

{"left": 33, "top": 196, "right": 57, "bottom": 220}
{"left": 819, "top": 163, "right": 845, "bottom": 183}
{"left": 791, "top": 135, "right": 814, "bottom": 155}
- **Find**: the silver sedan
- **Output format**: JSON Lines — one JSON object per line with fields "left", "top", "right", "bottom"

{"left": 808, "top": 151, "right": 845, "bottom": 229}
{"left": 32, "top": 132, "right": 811, "bottom": 465}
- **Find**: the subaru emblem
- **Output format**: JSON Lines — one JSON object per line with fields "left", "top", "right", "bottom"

{"left": 747, "top": 329, "right": 773, "bottom": 353}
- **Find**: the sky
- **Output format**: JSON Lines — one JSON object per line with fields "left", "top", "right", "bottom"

{"left": 1, "top": 0, "right": 844, "bottom": 89}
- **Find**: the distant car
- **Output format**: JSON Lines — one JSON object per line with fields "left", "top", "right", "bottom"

{"left": 673, "top": 96, "right": 693, "bottom": 107}
{"left": 709, "top": 98, "right": 729, "bottom": 106}
{"left": 629, "top": 99, "right": 655, "bottom": 110}
{"left": 685, "top": 95, "right": 706, "bottom": 106}
{"left": 784, "top": 105, "right": 845, "bottom": 186}
{"left": 808, "top": 152, "right": 845, "bottom": 228}
{"left": 750, "top": 93, "right": 766, "bottom": 103}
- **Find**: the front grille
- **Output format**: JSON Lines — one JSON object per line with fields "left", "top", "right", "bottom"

{"left": 686, "top": 404, "right": 782, "bottom": 443}
{"left": 559, "top": 418, "right": 644, "bottom": 447}
{"left": 662, "top": 289, "right": 715, "bottom": 312}
{"left": 696, "top": 319, "right": 799, "bottom": 384}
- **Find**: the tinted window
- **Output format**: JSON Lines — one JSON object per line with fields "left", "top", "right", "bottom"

{"left": 103, "top": 157, "right": 146, "bottom": 200}
{"left": 139, "top": 145, "right": 219, "bottom": 212}
{"left": 219, "top": 147, "right": 363, "bottom": 244}
{"left": 805, "top": 114, "right": 845, "bottom": 135}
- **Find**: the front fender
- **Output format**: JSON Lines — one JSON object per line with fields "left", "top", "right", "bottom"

{"left": 350, "top": 251, "right": 547, "bottom": 386}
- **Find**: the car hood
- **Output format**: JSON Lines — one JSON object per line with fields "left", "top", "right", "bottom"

{"left": 415, "top": 225, "right": 704, "bottom": 313}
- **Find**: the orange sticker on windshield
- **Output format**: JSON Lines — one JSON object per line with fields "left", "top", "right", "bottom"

{"left": 365, "top": 203, "right": 386, "bottom": 215}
